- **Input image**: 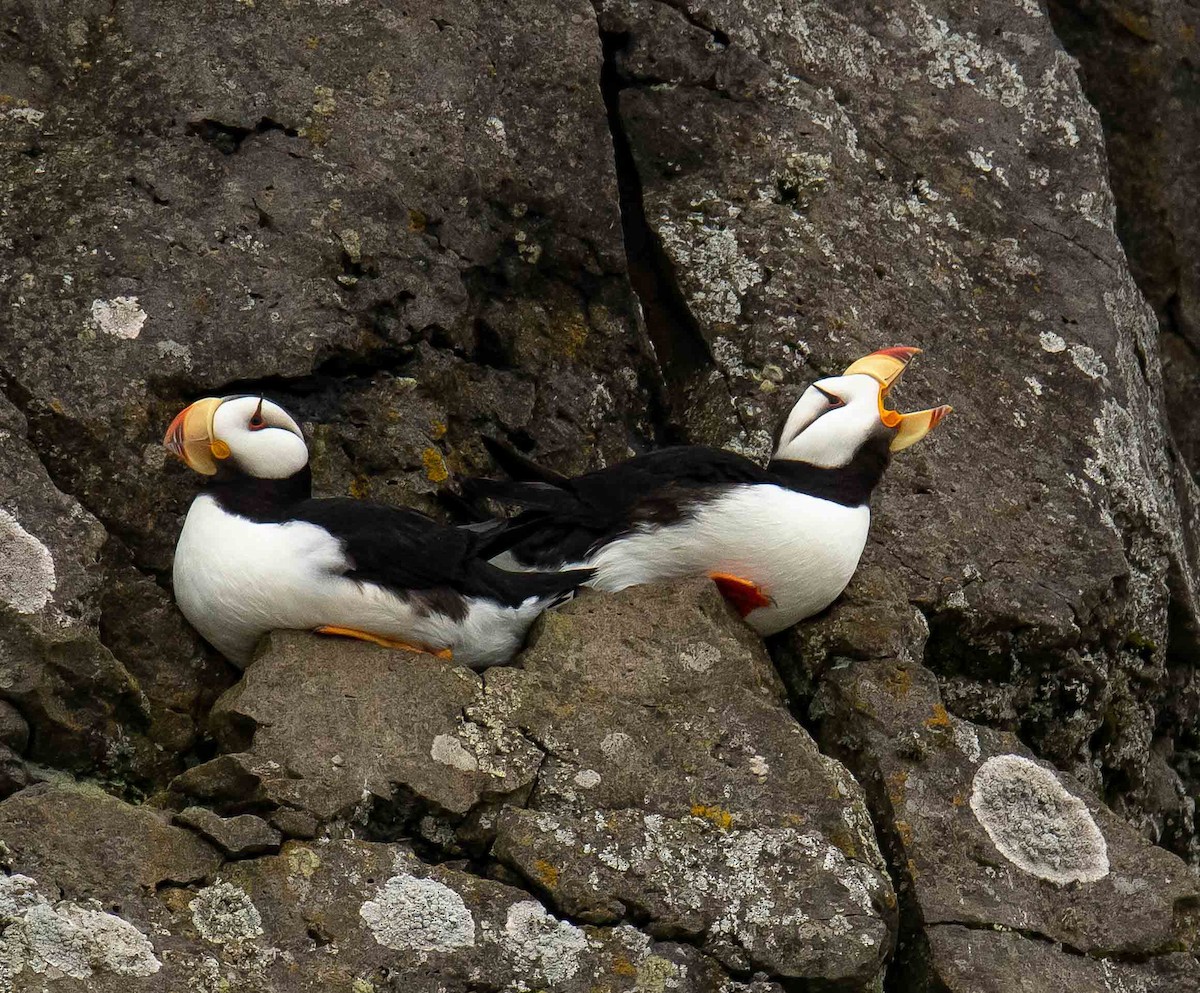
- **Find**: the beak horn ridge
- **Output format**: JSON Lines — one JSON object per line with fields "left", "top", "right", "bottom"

{"left": 843, "top": 345, "right": 921, "bottom": 387}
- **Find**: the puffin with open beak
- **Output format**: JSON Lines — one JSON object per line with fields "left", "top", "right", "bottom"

{"left": 467, "top": 347, "right": 950, "bottom": 635}
{"left": 163, "top": 395, "right": 591, "bottom": 668}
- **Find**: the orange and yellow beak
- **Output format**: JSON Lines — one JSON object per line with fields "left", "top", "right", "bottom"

{"left": 163, "top": 397, "right": 231, "bottom": 475}
{"left": 843, "top": 346, "right": 952, "bottom": 452}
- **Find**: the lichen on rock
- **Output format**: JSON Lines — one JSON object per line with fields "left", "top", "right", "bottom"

{"left": 190, "top": 881, "right": 265, "bottom": 945}
{"left": 359, "top": 873, "right": 476, "bottom": 953}
{"left": 0, "top": 872, "right": 160, "bottom": 983}
{"left": 0, "top": 509, "right": 55, "bottom": 615}
{"left": 501, "top": 899, "right": 590, "bottom": 984}
{"left": 969, "top": 754, "right": 1109, "bottom": 885}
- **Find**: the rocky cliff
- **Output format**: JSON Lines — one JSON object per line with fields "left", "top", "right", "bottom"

{"left": 0, "top": 0, "right": 1198, "bottom": 990}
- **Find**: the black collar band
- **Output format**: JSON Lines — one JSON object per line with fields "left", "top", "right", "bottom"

{"left": 767, "top": 435, "right": 891, "bottom": 507}
{"left": 206, "top": 465, "right": 313, "bottom": 522}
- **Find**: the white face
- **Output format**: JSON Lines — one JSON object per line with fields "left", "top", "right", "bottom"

{"left": 772, "top": 373, "right": 887, "bottom": 467}
{"left": 212, "top": 396, "right": 309, "bottom": 479}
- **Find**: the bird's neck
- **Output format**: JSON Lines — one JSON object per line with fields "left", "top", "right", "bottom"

{"left": 205, "top": 466, "right": 313, "bottom": 522}
{"left": 767, "top": 435, "right": 891, "bottom": 507}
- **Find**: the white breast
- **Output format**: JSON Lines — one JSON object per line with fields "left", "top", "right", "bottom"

{"left": 171, "top": 495, "right": 546, "bottom": 667}
{"left": 585, "top": 484, "right": 870, "bottom": 635}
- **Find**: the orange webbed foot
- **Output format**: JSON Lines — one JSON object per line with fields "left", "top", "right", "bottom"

{"left": 709, "top": 573, "right": 773, "bottom": 618}
{"left": 313, "top": 625, "right": 453, "bottom": 660}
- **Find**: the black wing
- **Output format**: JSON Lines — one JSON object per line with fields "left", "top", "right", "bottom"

{"left": 289, "top": 499, "right": 590, "bottom": 609}
{"left": 466, "top": 444, "right": 775, "bottom": 567}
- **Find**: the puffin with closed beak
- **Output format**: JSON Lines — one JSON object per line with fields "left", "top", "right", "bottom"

{"left": 162, "top": 395, "right": 590, "bottom": 668}
{"left": 469, "top": 347, "right": 950, "bottom": 635}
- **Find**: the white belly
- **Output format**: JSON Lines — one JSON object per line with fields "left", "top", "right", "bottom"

{"left": 585, "top": 484, "right": 870, "bottom": 635}
{"left": 172, "top": 495, "right": 542, "bottom": 668}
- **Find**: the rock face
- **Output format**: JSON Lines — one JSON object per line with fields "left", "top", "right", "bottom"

{"left": 1, "top": 0, "right": 1198, "bottom": 989}
{"left": 1046, "top": 0, "right": 1200, "bottom": 475}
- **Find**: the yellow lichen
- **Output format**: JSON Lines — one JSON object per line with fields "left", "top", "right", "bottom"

{"left": 886, "top": 770, "right": 908, "bottom": 805}
{"left": 348, "top": 476, "right": 370, "bottom": 499}
{"left": 558, "top": 320, "right": 589, "bottom": 359}
{"left": 829, "top": 830, "right": 859, "bottom": 860}
{"left": 422, "top": 447, "right": 449, "bottom": 483}
{"left": 430, "top": 420, "right": 448, "bottom": 440}
{"left": 924, "top": 703, "right": 952, "bottom": 730}
{"left": 408, "top": 209, "right": 427, "bottom": 232}
{"left": 286, "top": 846, "right": 321, "bottom": 878}
{"left": 690, "top": 804, "right": 733, "bottom": 831}
{"left": 637, "top": 955, "right": 680, "bottom": 991}
{"left": 896, "top": 820, "right": 914, "bottom": 848}
{"left": 532, "top": 859, "right": 560, "bottom": 889}
{"left": 305, "top": 36, "right": 321, "bottom": 50}
{"left": 611, "top": 955, "right": 637, "bottom": 977}
{"left": 885, "top": 666, "right": 912, "bottom": 698}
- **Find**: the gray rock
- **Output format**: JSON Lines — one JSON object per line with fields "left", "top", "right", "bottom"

{"left": 0, "top": 394, "right": 224, "bottom": 789}
{"left": 0, "top": 783, "right": 221, "bottom": 905}
{"left": 0, "top": 700, "right": 30, "bottom": 754}
{"left": 805, "top": 615, "right": 1200, "bottom": 961}
{"left": 927, "top": 924, "right": 1200, "bottom": 992}
{"left": 190, "top": 631, "right": 543, "bottom": 823}
{"left": 175, "top": 807, "right": 281, "bottom": 858}
{"left": 0, "top": 814, "right": 766, "bottom": 992}
{"left": 602, "top": 0, "right": 1200, "bottom": 845}
{"left": 490, "top": 581, "right": 896, "bottom": 985}
{"left": 0, "top": 744, "right": 30, "bottom": 800}
{"left": 0, "top": 0, "right": 657, "bottom": 578}
{"left": 172, "top": 582, "right": 895, "bottom": 987}
{"left": 1047, "top": 0, "right": 1200, "bottom": 475}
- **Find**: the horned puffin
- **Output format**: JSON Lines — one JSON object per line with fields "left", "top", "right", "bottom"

{"left": 470, "top": 347, "right": 950, "bottom": 635}
{"left": 162, "top": 395, "right": 589, "bottom": 668}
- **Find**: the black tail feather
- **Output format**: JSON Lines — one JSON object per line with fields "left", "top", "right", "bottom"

{"left": 474, "top": 514, "right": 557, "bottom": 559}
{"left": 499, "top": 566, "right": 592, "bottom": 604}
{"left": 480, "top": 562, "right": 594, "bottom": 607}
{"left": 481, "top": 435, "right": 569, "bottom": 485}
{"left": 460, "top": 476, "right": 571, "bottom": 513}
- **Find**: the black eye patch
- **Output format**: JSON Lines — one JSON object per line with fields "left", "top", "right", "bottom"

{"left": 248, "top": 397, "right": 267, "bottom": 430}
{"left": 813, "top": 385, "right": 845, "bottom": 408}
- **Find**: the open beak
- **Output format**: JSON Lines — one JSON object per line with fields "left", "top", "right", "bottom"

{"left": 163, "top": 397, "right": 229, "bottom": 475}
{"left": 843, "top": 346, "right": 951, "bottom": 451}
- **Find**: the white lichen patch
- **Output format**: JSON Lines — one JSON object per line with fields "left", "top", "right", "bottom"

{"left": 1068, "top": 344, "right": 1107, "bottom": 380}
{"left": 1077, "top": 190, "right": 1111, "bottom": 229}
{"left": 911, "top": 5, "right": 1028, "bottom": 107}
{"left": 967, "top": 148, "right": 994, "bottom": 172}
{"left": 951, "top": 720, "right": 981, "bottom": 763}
{"left": 0, "top": 873, "right": 160, "bottom": 982}
{"left": 601, "top": 732, "right": 631, "bottom": 758}
{"left": 679, "top": 643, "right": 720, "bottom": 673}
{"left": 657, "top": 220, "right": 762, "bottom": 324}
{"left": 969, "top": 754, "right": 1109, "bottom": 884}
{"left": 0, "top": 509, "right": 56, "bottom": 614}
{"left": 190, "top": 882, "right": 264, "bottom": 944}
{"left": 359, "top": 874, "right": 475, "bottom": 952}
{"left": 1038, "top": 330, "right": 1066, "bottom": 353}
{"left": 2, "top": 107, "right": 45, "bottom": 125}
{"left": 89, "top": 296, "right": 147, "bottom": 339}
{"left": 155, "top": 339, "right": 193, "bottom": 368}
{"left": 573, "top": 769, "right": 601, "bottom": 789}
{"left": 430, "top": 733, "right": 479, "bottom": 772}
{"left": 503, "top": 900, "right": 589, "bottom": 984}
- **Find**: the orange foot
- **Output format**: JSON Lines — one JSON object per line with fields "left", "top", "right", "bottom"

{"left": 709, "top": 573, "right": 773, "bottom": 618}
{"left": 314, "top": 625, "right": 453, "bottom": 660}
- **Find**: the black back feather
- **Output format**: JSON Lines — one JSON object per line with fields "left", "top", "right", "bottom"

{"left": 470, "top": 438, "right": 893, "bottom": 568}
